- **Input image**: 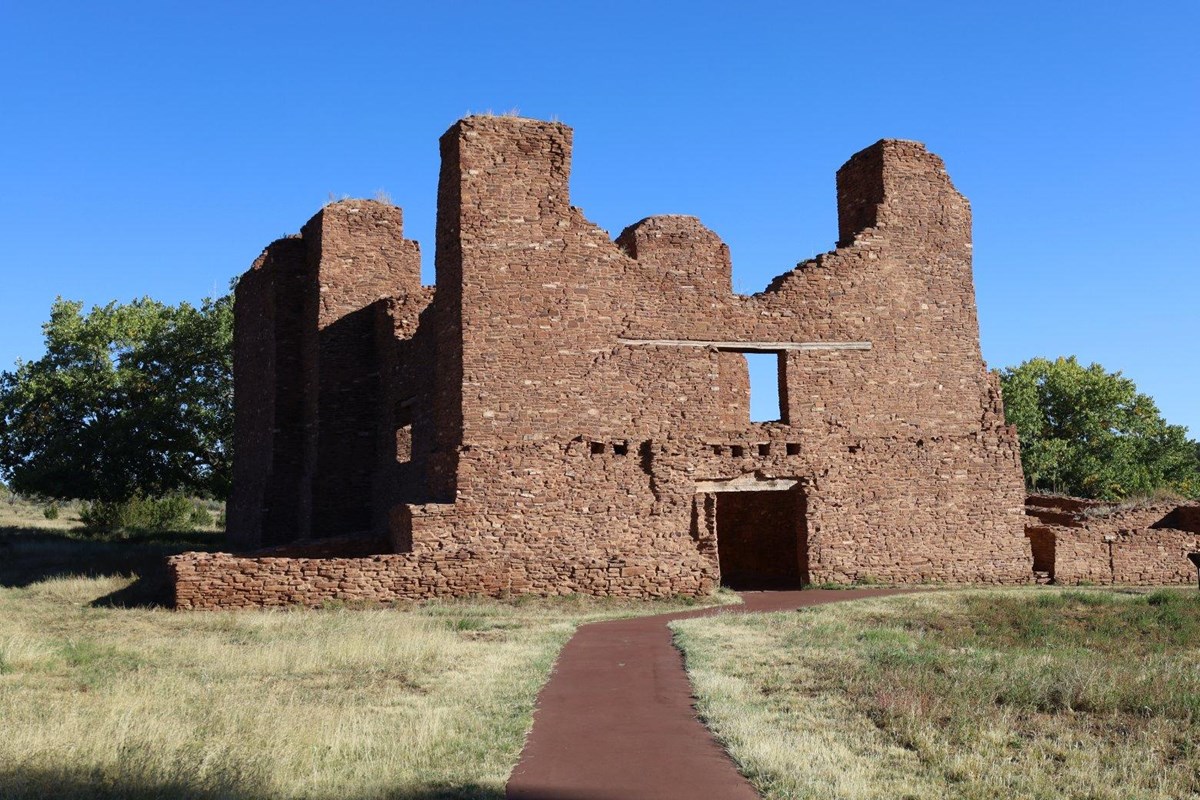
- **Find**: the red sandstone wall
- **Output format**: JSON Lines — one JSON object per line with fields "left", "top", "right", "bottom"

{"left": 226, "top": 246, "right": 278, "bottom": 550}
{"left": 806, "top": 431, "right": 1028, "bottom": 584}
{"left": 227, "top": 237, "right": 314, "bottom": 548}
{"left": 436, "top": 119, "right": 761, "bottom": 446}
{"left": 263, "top": 237, "right": 313, "bottom": 545}
{"left": 1024, "top": 496, "right": 1200, "bottom": 585}
{"left": 303, "top": 202, "right": 421, "bottom": 538}
{"left": 203, "top": 115, "right": 1037, "bottom": 608}
{"left": 416, "top": 118, "right": 1027, "bottom": 591}
{"left": 372, "top": 290, "right": 436, "bottom": 540}
{"left": 227, "top": 202, "right": 423, "bottom": 549}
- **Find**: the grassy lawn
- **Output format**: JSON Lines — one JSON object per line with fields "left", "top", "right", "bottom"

{"left": 673, "top": 589, "right": 1200, "bottom": 800}
{"left": 0, "top": 523, "right": 733, "bottom": 800}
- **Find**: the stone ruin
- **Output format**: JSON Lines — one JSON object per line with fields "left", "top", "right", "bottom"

{"left": 168, "top": 115, "right": 1200, "bottom": 608}
{"left": 1025, "top": 496, "right": 1200, "bottom": 585}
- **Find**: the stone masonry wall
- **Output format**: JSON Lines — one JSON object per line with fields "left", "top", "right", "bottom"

{"left": 225, "top": 237, "right": 305, "bottom": 549}
{"left": 304, "top": 203, "right": 421, "bottom": 538}
{"left": 1025, "top": 495, "right": 1200, "bottom": 585}
{"left": 179, "top": 115, "right": 1047, "bottom": 609}
{"left": 371, "top": 290, "right": 437, "bottom": 539}
{"left": 225, "top": 248, "right": 273, "bottom": 550}
{"left": 404, "top": 119, "right": 1029, "bottom": 591}
{"left": 226, "top": 202, "right": 424, "bottom": 549}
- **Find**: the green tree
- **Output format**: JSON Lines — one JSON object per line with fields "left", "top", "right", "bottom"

{"left": 0, "top": 294, "right": 232, "bottom": 502}
{"left": 999, "top": 356, "right": 1200, "bottom": 500}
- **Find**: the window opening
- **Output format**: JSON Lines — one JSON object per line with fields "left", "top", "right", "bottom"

{"left": 394, "top": 400, "right": 414, "bottom": 462}
{"left": 744, "top": 352, "right": 784, "bottom": 423}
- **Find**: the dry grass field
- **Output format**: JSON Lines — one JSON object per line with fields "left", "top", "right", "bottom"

{"left": 0, "top": 492, "right": 84, "bottom": 531}
{"left": 0, "top": 517, "right": 733, "bottom": 800}
{"left": 13, "top": 488, "right": 1195, "bottom": 800}
{"left": 673, "top": 589, "right": 1200, "bottom": 800}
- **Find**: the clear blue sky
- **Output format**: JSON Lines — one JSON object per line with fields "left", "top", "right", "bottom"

{"left": 2, "top": 2, "right": 1196, "bottom": 433}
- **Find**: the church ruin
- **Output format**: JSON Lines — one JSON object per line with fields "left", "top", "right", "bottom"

{"left": 168, "top": 115, "right": 1198, "bottom": 608}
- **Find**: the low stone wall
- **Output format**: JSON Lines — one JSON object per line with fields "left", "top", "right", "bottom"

{"left": 168, "top": 546, "right": 715, "bottom": 610}
{"left": 174, "top": 494, "right": 1200, "bottom": 610}
{"left": 1025, "top": 495, "right": 1200, "bottom": 586}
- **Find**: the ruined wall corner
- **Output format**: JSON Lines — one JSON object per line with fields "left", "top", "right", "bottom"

{"left": 836, "top": 138, "right": 969, "bottom": 248}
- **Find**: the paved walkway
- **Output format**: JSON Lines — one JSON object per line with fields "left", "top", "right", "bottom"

{"left": 505, "top": 588, "right": 909, "bottom": 800}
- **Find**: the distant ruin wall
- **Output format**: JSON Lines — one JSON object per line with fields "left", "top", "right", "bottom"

{"left": 807, "top": 431, "right": 1028, "bottom": 585}
{"left": 371, "top": 291, "right": 437, "bottom": 538}
{"left": 224, "top": 252, "right": 272, "bottom": 551}
{"left": 304, "top": 203, "right": 421, "bottom": 538}
{"left": 225, "top": 238, "right": 305, "bottom": 549}
{"left": 170, "top": 546, "right": 716, "bottom": 609}
{"left": 1025, "top": 496, "right": 1200, "bottom": 585}
{"left": 181, "top": 489, "right": 1200, "bottom": 610}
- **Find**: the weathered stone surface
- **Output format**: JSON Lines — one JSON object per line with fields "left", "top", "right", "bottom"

{"left": 172, "top": 116, "right": 1054, "bottom": 610}
{"left": 1025, "top": 495, "right": 1200, "bottom": 585}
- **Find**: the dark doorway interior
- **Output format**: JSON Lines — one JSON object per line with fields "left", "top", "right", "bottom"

{"left": 716, "top": 488, "right": 807, "bottom": 589}
{"left": 1027, "top": 528, "right": 1056, "bottom": 580}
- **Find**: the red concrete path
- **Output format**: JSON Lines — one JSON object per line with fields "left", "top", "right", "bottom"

{"left": 505, "top": 589, "right": 910, "bottom": 800}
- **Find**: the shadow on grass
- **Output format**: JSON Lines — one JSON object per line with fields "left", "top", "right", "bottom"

{"left": 0, "top": 767, "right": 505, "bottom": 800}
{"left": 0, "top": 525, "right": 225, "bottom": 607}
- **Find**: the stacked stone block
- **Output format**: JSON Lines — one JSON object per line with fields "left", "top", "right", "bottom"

{"left": 224, "top": 201, "right": 422, "bottom": 548}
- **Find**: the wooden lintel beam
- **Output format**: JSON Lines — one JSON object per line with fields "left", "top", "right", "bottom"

{"left": 695, "top": 478, "right": 800, "bottom": 493}
{"left": 617, "top": 338, "right": 872, "bottom": 352}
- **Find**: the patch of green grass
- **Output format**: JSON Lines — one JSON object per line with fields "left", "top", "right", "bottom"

{"left": 449, "top": 616, "right": 487, "bottom": 632}
{"left": 675, "top": 588, "right": 1200, "bottom": 800}
{"left": 956, "top": 589, "right": 1200, "bottom": 653}
{"left": 59, "top": 639, "right": 144, "bottom": 688}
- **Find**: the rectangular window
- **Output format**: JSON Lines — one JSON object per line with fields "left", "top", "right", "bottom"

{"left": 744, "top": 352, "right": 785, "bottom": 423}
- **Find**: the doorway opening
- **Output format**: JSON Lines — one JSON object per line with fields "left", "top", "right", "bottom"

{"left": 1026, "top": 528, "right": 1056, "bottom": 582}
{"left": 715, "top": 486, "right": 808, "bottom": 589}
